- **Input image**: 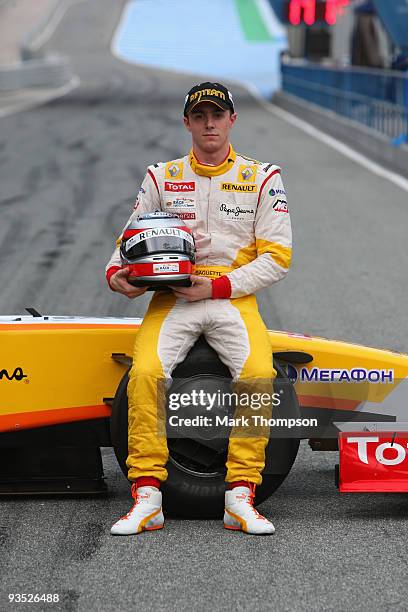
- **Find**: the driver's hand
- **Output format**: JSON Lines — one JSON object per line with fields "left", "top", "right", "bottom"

{"left": 170, "top": 275, "right": 212, "bottom": 302}
{"left": 109, "top": 267, "right": 147, "bottom": 299}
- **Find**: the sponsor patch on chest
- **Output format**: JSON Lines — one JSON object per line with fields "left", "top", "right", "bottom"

{"left": 238, "top": 164, "right": 257, "bottom": 182}
{"left": 220, "top": 182, "right": 257, "bottom": 193}
{"left": 174, "top": 212, "right": 196, "bottom": 220}
{"left": 165, "top": 162, "right": 184, "bottom": 179}
{"left": 218, "top": 202, "right": 256, "bottom": 221}
{"left": 164, "top": 197, "right": 196, "bottom": 209}
{"left": 165, "top": 181, "right": 195, "bottom": 192}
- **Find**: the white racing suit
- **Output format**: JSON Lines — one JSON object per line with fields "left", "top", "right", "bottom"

{"left": 106, "top": 146, "right": 292, "bottom": 484}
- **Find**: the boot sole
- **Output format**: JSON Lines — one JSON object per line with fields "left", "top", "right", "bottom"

{"left": 224, "top": 523, "right": 275, "bottom": 535}
{"left": 111, "top": 525, "right": 164, "bottom": 536}
{"left": 143, "top": 524, "right": 164, "bottom": 532}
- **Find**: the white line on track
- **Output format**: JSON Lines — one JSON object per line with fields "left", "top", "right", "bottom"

{"left": 0, "top": 75, "right": 80, "bottom": 118}
{"left": 0, "top": 0, "right": 84, "bottom": 118}
{"left": 28, "top": 0, "right": 86, "bottom": 52}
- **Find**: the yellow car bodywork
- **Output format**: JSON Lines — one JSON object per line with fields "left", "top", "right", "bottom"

{"left": 1, "top": 316, "right": 408, "bottom": 434}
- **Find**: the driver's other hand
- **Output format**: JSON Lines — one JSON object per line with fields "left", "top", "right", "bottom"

{"left": 109, "top": 267, "right": 147, "bottom": 298}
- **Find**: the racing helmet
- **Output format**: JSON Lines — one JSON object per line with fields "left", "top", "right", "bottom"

{"left": 120, "top": 211, "right": 196, "bottom": 288}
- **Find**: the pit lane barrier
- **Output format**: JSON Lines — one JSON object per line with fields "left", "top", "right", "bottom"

{"left": 274, "top": 60, "right": 408, "bottom": 178}
{"left": 0, "top": 55, "right": 74, "bottom": 91}
{"left": 0, "top": 0, "right": 75, "bottom": 92}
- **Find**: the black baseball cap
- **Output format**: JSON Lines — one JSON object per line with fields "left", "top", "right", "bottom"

{"left": 183, "top": 82, "right": 235, "bottom": 116}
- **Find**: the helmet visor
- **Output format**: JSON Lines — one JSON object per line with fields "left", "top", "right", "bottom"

{"left": 122, "top": 227, "right": 195, "bottom": 261}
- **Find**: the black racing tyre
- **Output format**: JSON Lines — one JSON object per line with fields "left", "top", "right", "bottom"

{"left": 110, "top": 336, "right": 300, "bottom": 518}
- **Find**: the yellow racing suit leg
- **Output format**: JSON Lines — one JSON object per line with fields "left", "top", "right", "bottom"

{"left": 227, "top": 295, "right": 276, "bottom": 485}
{"left": 204, "top": 295, "right": 276, "bottom": 485}
{"left": 126, "top": 291, "right": 177, "bottom": 482}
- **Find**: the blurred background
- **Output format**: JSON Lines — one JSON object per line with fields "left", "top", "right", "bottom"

{"left": 1, "top": 3, "right": 408, "bottom": 610}
{"left": 0, "top": 0, "right": 407, "bottom": 343}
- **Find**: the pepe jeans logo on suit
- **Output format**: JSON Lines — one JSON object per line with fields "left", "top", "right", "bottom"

{"left": 219, "top": 203, "right": 255, "bottom": 221}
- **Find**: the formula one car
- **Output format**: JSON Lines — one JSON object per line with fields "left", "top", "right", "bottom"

{"left": 1, "top": 309, "right": 408, "bottom": 517}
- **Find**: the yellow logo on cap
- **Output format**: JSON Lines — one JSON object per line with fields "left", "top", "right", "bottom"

{"left": 165, "top": 162, "right": 184, "bottom": 179}
{"left": 238, "top": 165, "right": 257, "bottom": 183}
{"left": 189, "top": 88, "right": 226, "bottom": 104}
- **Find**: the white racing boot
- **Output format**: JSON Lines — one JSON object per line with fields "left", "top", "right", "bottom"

{"left": 111, "top": 484, "right": 164, "bottom": 535}
{"left": 224, "top": 484, "right": 275, "bottom": 535}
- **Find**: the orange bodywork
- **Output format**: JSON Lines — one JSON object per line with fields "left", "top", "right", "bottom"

{"left": 1, "top": 317, "right": 408, "bottom": 433}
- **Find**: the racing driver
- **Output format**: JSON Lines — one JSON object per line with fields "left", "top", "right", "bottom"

{"left": 106, "top": 82, "right": 292, "bottom": 536}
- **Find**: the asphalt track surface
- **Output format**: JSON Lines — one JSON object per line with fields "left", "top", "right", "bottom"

{"left": 1, "top": 2, "right": 408, "bottom": 611}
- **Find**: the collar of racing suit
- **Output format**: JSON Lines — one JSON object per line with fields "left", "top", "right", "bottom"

{"left": 189, "top": 145, "right": 237, "bottom": 177}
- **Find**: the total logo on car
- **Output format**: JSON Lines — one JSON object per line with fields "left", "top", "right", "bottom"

{"left": 339, "top": 433, "right": 408, "bottom": 492}
{"left": 346, "top": 436, "right": 408, "bottom": 466}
